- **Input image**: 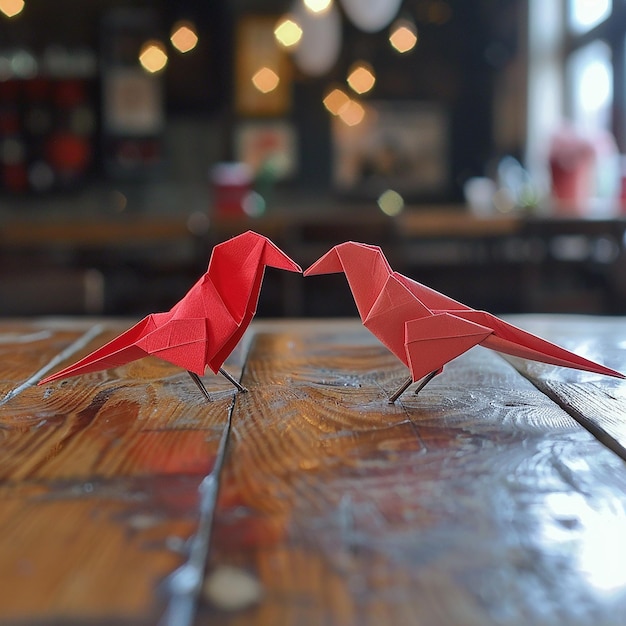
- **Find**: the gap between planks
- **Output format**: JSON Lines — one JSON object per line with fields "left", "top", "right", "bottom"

{"left": 0, "top": 324, "right": 105, "bottom": 407}
{"left": 507, "top": 359, "right": 626, "bottom": 463}
{"left": 159, "top": 335, "right": 256, "bottom": 626}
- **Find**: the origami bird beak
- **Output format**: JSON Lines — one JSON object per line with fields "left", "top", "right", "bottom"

{"left": 262, "top": 240, "right": 302, "bottom": 273}
{"left": 304, "top": 247, "right": 342, "bottom": 276}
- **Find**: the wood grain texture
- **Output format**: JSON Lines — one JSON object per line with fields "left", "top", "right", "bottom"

{"left": 200, "top": 325, "right": 626, "bottom": 626}
{"left": 500, "top": 315, "right": 626, "bottom": 458}
{"left": 0, "top": 318, "right": 626, "bottom": 625}
{"left": 0, "top": 319, "right": 242, "bottom": 624}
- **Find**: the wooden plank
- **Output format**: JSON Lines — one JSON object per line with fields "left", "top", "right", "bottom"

{"left": 198, "top": 326, "right": 626, "bottom": 626}
{"left": 2, "top": 317, "right": 626, "bottom": 625}
{"left": 0, "top": 322, "right": 238, "bottom": 482}
{"left": 500, "top": 315, "right": 626, "bottom": 458}
{"left": 0, "top": 321, "right": 241, "bottom": 624}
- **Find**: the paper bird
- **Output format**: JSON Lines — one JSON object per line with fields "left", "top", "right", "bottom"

{"left": 305, "top": 242, "right": 624, "bottom": 402}
{"left": 39, "top": 231, "right": 302, "bottom": 400}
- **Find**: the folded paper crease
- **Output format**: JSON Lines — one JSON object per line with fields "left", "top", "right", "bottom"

{"left": 305, "top": 241, "right": 624, "bottom": 385}
{"left": 39, "top": 231, "right": 302, "bottom": 385}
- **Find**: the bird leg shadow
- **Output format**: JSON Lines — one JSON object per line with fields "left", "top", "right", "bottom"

{"left": 388, "top": 369, "right": 439, "bottom": 404}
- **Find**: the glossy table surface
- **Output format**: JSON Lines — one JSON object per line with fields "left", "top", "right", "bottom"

{"left": 1, "top": 315, "right": 626, "bottom": 626}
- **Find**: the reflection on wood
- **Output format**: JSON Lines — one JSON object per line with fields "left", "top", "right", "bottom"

{"left": 0, "top": 318, "right": 625, "bottom": 625}
{"left": 200, "top": 326, "right": 626, "bottom": 625}
{"left": 0, "top": 321, "right": 238, "bottom": 622}
{"left": 500, "top": 315, "right": 626, "bottom": 458}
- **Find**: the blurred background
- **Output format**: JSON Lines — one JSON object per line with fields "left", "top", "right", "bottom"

{"left": 1, "top": 0, "right": 626, "bottom": 318}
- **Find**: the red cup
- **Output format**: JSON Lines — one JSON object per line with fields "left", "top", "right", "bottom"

{"left": 210, "top": 162, "right": 252, "bottom": 215}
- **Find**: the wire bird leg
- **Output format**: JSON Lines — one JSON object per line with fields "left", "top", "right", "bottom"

{"left": 188, "top": 368, "right": 248, "bottom": 402}
{"left": 388, "top": 375, "right": 412, "bottom": 404}
{"left": 188, "top": 371, "right": 213, "bottom": 402}
{"left": 413, "top": 369, "right": 439, "bottom": 395}
{"left": 219, "top": 367, "right": 248, "bottom": 393}
{"left": 388, "top": 369, "right": 440, "bottom": 404}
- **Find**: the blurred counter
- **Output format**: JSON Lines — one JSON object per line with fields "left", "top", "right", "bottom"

{"left": 2, "top": 195, "right": 626, "bottom": 316}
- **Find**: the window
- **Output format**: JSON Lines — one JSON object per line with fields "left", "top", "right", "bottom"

{"left": 564, "top": 0, "right": 625, "bottom": 146}
{"left": 567, "top": 39, "right": 612, "bottom": 130}
{"left": 526, "top": 0, "right": 626, "bottom": 179}
{"left": 568, "top": 0, "right": 611, "bottom": 34}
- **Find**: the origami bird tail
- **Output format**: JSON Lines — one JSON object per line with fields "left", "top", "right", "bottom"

{"left": 460, "top": 311, "right": 625, "bottom": 379}
{"left": 37, "top": 316, "right": 167, "bottom": 385}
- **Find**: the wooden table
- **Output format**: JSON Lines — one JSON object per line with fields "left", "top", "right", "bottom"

{"left": 1, "top": 315, "right": 626, "bottom": 625}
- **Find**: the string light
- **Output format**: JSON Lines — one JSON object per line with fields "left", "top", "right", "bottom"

{"left": 303, "top": 0, "right": 332, "bottom": 15}
{"left": 347, "top": 62, "right": 376, "bottom": 94}
{"left": 338, "top": 99, "right": 365, "bottom": 126}
{"left": 389, "top": 19, "right": 418, "bottom": 53}
{"left": 252, "top": 66, "right": 280, "bottom": 93}
{"left": 170, "top": 20, "right": 198, "bottom": 53}
{"left": 274, "top": 16, "right": 303, "bottom": 48}
{"left": 0, "top": 0, "right": 25, "bottom": 18}
{"left": 139, "top": 40, "right": 168, "bottom": 73}
{"left": 322, "top": 87, "right": 350, "bottom": 115}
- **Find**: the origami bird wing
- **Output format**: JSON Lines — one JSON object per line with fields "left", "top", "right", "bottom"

{"left": 394, "top": 272, "right": 624, "bottom": 379}
{"left": 393, "top": 272, "right": 472, "bottom": 312}
{"left": 363, "top": 275, "right": 433, "bottom": 367}
{"left": 138, "top": 318, "right": 234, "bottom": 376}
{"left": 404, "top": 313, "right": 493, "bottom": 382}
{"left": 163, "top": 273, "right": 241, "bottom": 374}
{"left": 452, "top": 310, "right": 625, "bottom": 378}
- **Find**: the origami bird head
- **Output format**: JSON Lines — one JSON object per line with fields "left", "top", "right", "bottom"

{"left": 304, "top": 241, "right": 387, "bottom": 276}
{"left": 206, "top": 230, "right": 301, "bottom": 320}
{"left": 257, "top": 235, "right": 303, "bottom": 273}
{"left": 210, "top": 230, "right": 301, "bottom": 276}
{"left": 304, "top": 242, "right": 394, "bottom": 320}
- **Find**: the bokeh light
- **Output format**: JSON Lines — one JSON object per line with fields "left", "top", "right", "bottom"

{"left": 252, "top": 66, "right": 280, "bottom": 93}
{"left": 323, "top": 87, "right": 366, "bottom": 126}
{"left": 570, "top": 0, "right": 610, "bottom": 33}
{"left": 378, "top": 189, "right": 405, "bottom": 216}
{"left": 304, "top": 0, "right": 332, "bottom": 15}
{"left": 389, "top": 19, "right": 418, "bottom": 53}
{"left": 170, "top": 20, "right": 198, "bottom": 53}
{"left": 274, "top": 16, "right": 303, "bottom": 48}
{"left": 0, "top": 0, "right": 25, "bottom": 18}
{"left": 242, "top": 191, "right": 266, "bottom": 217}
{"left": 338, "top": 99, "right": 365, "bottom": 126}
{"left": 579, "top": 60, "right": 611, "bottom": 113}
{"left": 322, "top": 87, "right": 350, "bottom": 115}
{"left": 347, "top": 62, "right": 376, "bottom": 95}
{"left": 139, "top": 40, "right": 168, "bottom": 73}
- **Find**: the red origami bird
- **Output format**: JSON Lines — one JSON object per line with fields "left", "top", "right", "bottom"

{"left": 39, "top": 231, "right": 302, "bottom": 400}
{"left": 305, "top": 242, "right": 624, "bottom": 402}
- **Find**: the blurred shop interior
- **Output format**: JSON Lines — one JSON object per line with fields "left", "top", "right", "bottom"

{"left": 2, "top": 0, "right": 626, "bottom": 318}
